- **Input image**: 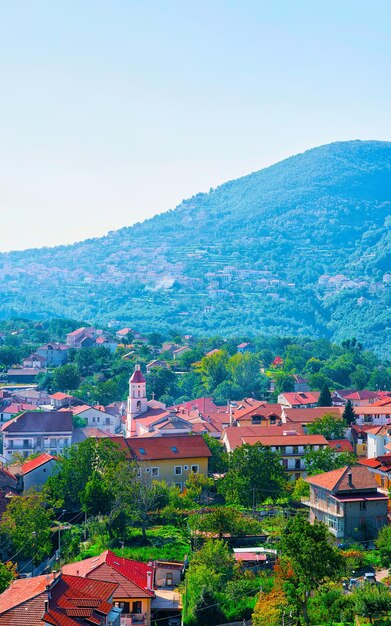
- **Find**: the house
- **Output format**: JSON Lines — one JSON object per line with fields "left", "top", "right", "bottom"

{"left": 1, "top": 411, "right": 73, "bottom": 462}
{"left": 172, "top": 346, "right": 190, "bottom": 360}
{"left": 96, "top": 335, "right": 118, "bottom": 353}
{"left": 328, "top": 439, "right": 354, "bottom": 454}
{"left": 6, "top": 368, "right": 44, "bottom": 383}
{"left": 146, "top": 360, "right": 169, "bottom": 374}
{"left": 8, "top": 452, "right": 58, "bottom": 492}
{"left": 221, "top": 425, "right": 327, "bottom": 479}
{"left": 66, "top": 327, "right": 98, "bottom": 348}
{"left": 23, "top": 353, "right": 47, "bottom": 369}
{"left": 112, "top": 434, "right": 211, "bottom": 489}
{"left": 233, "top": 399, "right": 282, "bottom": 427}
{"left": 351, "top": 405, "right": 391, "bottom": 426}
{"left": 160, "top": 343, "right": 178, "bottom": 355}
{"left": 63, "top": 550, "right": 154, "bottom": 624}
{"left": 366, "top": 424, "right": 391, "bottom": 458}
{"left": 359, "top": 456, "right": 391, "bottom": 494}
{"left": 116, "top": 327, "right": 134, "bottom": 340}
{"left": 277, "top": 391, "right": 320, "bottom": 408}
{"left": 351, "top": 424, "right": 375, "bottom": 457}
{"left": 36, "top": 342, "right": 70, "bottom": 367}
{"left": 71, "top": 405, "right": 120, "bottom": 434}
{"left": 281, "top": 406, "right": 344, "bottom": 427}
{"left": 332, "top": 389, "right": 381, "bottom": 407}
{"left": 292, "top": 375, "right": 310, "bottom": 392}
{"left": 305, "top": 465, "right": 388, "bottom": 540}
{"left": 0, "top": 572, "right": 121, "bottom": 625}
{"left": 0, "top": 402, "right": 37, "bottom": 423}
{"left": 236, "top": 342, "right": 254, "bottom": 354}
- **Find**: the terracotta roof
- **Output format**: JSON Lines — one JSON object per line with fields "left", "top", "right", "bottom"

{"left": 280, "top": 391, "right": 320, "bottom": 405}
{"left": 172, "top": 397, "right": 219, "bottom": 414}
{"left": 111, "top": 434, "right": 212, "bottom": 461}
{"left": 242, "top": 434, "right": 328, "bottom": 447}
{"left": 283, "top": 407, "right": 343, "bottom": 423}
{"left": 328, "top": 439, "right": 354, "bottom": 453}
{"left": 234, "top": 401, "right": 282, "bottom": 422}
{"left": 223, "top": 424, "right": 305, "bottom": 450}
{"left": 50, "top": 392, "right": 72, "bottom": 400}
{"left": 66, "top": 327, "right": 86, "bottom": 337}
{"left": 306, "top": 465, "right": 379, "bottom": 492}
{"left": 1, "top": 403, "right": 36, "bottom": 414}
{"left": 1, "top": 411, "right": 72, "bottom": 434}
{"left": 63, "top": 550, "right": 154, "bottom": 599}
{"left": 0, "top": 573, "right": 55, "bottom": 615}
{"left": 20, "top": 452, "right": 57, "bottom": 475}
{"left": 343, "top": 390, "right": 379, "bottom": 401}
{"left": 354, "top": 406, "right": 391, "bottom": 415}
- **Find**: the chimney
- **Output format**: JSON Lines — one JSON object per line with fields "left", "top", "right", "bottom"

{"left": 347, "top": 471, "right": 353, "bottom": 487}
{"left": 146, "top": 570, "right": 153, "bottom": 591}
{"left": 135, "top": 364, "right": 141, "bottom": 372}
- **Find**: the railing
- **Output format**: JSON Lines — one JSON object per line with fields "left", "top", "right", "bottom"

{"left": 121, "top": 613, "right": 147, "bottom": 626}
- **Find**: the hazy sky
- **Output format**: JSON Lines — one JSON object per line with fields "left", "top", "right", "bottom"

{"left": 0, "top": 1, "right": 390, "bottom": 251}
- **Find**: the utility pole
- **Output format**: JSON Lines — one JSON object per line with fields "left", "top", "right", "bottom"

{"left": 58, "top": 509, "right": 66, "bottom": 561}
{"left": 84, "top": 510, "right": 87, "bottom": 541}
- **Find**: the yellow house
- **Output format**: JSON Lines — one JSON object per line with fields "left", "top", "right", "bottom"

{"left": 62, "top": 550, "right": 154, "bottom": 624}
{"left": 114, "top": 434, "right": 212, "bottom": 489}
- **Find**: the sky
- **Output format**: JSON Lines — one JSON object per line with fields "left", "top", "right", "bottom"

{"left": 0, "top": 1, "right": 390, "bottom": 251}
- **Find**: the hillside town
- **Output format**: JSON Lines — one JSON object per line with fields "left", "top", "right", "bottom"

{"left": 0, "top": 320, "right": 389, "bottom": 625}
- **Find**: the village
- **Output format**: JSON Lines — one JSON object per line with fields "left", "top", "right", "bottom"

{"left": 0, "top": 321, "right": 388, "bottom": 624}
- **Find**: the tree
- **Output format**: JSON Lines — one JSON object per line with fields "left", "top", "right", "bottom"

{"left": 52, "top": 363, "right": 81, "bottom": 392}
{"left": 0, "top": 562, "right": 16, "bottom": 594}
{"left": 202, "top": 434, "right": 228, "bottom": 474}
{"left": 375, "top": 524, "right": 391, "bottom": 568}
{"left": 304, "top": 447, "right": 357, "bottom": 476}
{"left": 307, "top": 413, "right": 346, "bottom": 440}
{"left": 226, "top": 352, "right": 268, "bottom": 398}
{"left": 218, "top": 444, "right": 287, "bottom": 506}
{"left": 194, "top": 588, "right": 225, "bottom": 626}
{"left": 318, "top": 384, "right": 332, "bottom": 406}
{"left": 191, "top": 539, "right": 234, "bottom": 582}
{"left": 188, "top": 507, "right": 263, "bottom": 540}
{"left": 197, "top": 351, "right": 228, "bottom": 392}
{"left": 343, "top": 399, "right": 356, "bottom": 426}
{"left": 146, "top": 367, "right": 178, "bottom": 400}
{"left": 353, "top": 584, "right": 391, "bottom": 624}
{"left": 280, "top": 515, "right": 344, "bottom": 625}
{"left": 1, "top": 491, "right": 54, "bottom": 564}
{"left": 45, "top": 438, "right": 128, "bottom": 511}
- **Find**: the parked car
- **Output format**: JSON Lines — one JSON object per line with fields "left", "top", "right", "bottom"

{"left": 364, "top": 572, "right": 376, "bottom": 584}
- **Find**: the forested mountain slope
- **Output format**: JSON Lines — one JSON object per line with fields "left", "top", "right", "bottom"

{"left": 1, "top": 140, "right": 390, "bottom": 354}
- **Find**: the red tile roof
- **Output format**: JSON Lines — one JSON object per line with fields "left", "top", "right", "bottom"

{"left": 172, "top": 397, "right": 220, "bottom": 414}
{"left": 63, "top": 550, "right": 154, "bottom": 599}
{"left": 111, "top": 434, "right": 212, "bottom": 461}
{"left": 328, "top": 439, "right": 354, "bottom": 453}
{"left": 223, "top": 425, "right": 305, "bottom": 450}
{"left": 283, "top": 407, "right": 343, "bottom": 423}
{"left": 280, "top": 391, "right": 320, "bottom": 405}
{"left": 0, "top": 573, "right": 56, "bottom": 615}
{"left": 2, "top": 403, "right": 36, "bottom": 414}
{"left": 51, "top": 392, "right": 72, "bottom": 400}
{"left": 306, "top": 465, "right": 379, "bottom": 492}
{"left": 20, "top": 452, "right": 57, "bottom": 475}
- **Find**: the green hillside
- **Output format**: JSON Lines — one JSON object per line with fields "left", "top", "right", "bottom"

{"left": 1, "top": 140, "right": 390, "bottom": 354}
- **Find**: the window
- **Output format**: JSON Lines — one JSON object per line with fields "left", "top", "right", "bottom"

{"left": 151, "top": 467, "right": 159, "bottom": 477}
{"left": 191, "top": 465, "right": 199, "bottom": 473}
{"left": 166, "top": 573, "right": 173, "bottom": 586}
{"left": 105, "top": 417, "right": 111, "bottom": 425}
{"left": 171, "top": 446, "right": 179, "bottom": 453}
{"left": 139, "top": 448, "right": 146, "bottom": 455}
{"left": 136, "top": 400, "right": 141, "bottom": 412}
{"left": 174, "top": 466, "right": 182, "bottom": 475}
{"left": 295, "top": 459, "right": 301, "bottom": 470}
{"left": 184, "top": 465, "right": 188, "bottom": 470}
{"left": 360, "top": 501, "right": 367, "bottom": 510}
{"left": 50, "top": 438, "right": 57, "bottom": 448}
{"left": 293, "top": 446, "right": 298, "bottom": 454}
{"left": 132, "top": 601, "right": 142, "bottom": 614}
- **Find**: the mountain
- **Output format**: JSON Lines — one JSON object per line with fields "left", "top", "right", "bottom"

{"left": 1, "top": 140, "right": 390, "bottom": 354}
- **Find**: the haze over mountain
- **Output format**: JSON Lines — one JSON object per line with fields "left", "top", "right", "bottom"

{"left": 1, "top": 140, "right": 390, "bottom": 354}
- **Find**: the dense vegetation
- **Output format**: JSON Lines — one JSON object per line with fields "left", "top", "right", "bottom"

{"left": 0, "top": 141, "right": 390, "bottom": 354}
{"left": 0, "top": 319, "right": 390, "bottom": 407}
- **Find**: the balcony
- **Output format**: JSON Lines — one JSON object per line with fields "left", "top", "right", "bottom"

{"left": 302, "top": 500, "right": 344, "bottom": 518}
{"left": 121, "top": 613, "right": 148, "bottom": 626}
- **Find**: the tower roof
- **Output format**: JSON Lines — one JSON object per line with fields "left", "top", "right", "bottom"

{"left": 130, "top": 364, "right": 146, "bottom": 383}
